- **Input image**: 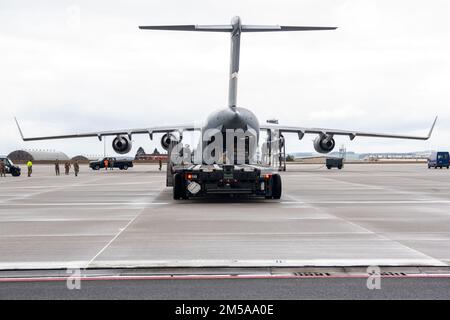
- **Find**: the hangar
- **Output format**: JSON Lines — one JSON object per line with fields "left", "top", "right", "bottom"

{"left": 71, "top": 155, "right": 90, "bottom": 161}
{"left": 7, "top": 149, "right": 70, "bottom": 162}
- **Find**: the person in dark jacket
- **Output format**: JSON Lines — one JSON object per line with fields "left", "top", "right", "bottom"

{"left": 73, "top": 161, "right": 80, "bottom": 177}
{"left": 55, "top": 160, "right": 60, "bottom": 176}
{"left": 65, "top": 162, "right": 71, "bottom": 175}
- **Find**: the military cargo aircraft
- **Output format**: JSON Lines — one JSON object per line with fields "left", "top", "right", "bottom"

{"left": 15, "top": 16, "right": 436, "bottom": 199}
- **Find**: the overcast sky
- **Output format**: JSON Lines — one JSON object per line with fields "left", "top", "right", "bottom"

{"left": 1, "top": 0, "right": 449, "bottom": 157}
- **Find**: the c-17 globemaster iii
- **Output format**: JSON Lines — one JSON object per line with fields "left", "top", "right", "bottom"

{"left": 15, "top": 16, "right": 437, "bottom": 200}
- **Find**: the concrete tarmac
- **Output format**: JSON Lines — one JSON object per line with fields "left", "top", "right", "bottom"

{"left": 0, "top": 163, "right": 449, "bottom": 269}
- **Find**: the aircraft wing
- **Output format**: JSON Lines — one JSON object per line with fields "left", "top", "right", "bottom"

{"left": 260, "top": 117, "right": 437, "bottom": 141}
{"left": 14, "top": 118, "right": 197, "bottom": 141}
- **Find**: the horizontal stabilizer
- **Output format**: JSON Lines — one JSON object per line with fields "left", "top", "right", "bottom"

{"left": 241, "top": 25, "right": 337, "bottom": 32}
{"left": 139, "top": 24, "right": 337, "bottom": 33}
{"left": 139, "top": 25, "right": 233, "bottom": 32}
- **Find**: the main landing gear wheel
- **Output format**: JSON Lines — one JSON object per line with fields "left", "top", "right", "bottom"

{"left": 173, "top": 173, "right": 187, "bottom": 200}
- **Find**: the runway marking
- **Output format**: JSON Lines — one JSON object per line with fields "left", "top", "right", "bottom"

{"left": 1, "top": 257, "right": 447, "bottom": 270}
{"left": 0, "top": 233, "right": 119, "bottom": 238}
{"left": 83, "top": 188, "right": 168, "bottom": 269}
{"left": 84, "top": 213, "right": 142, "bottom": 269}
{"left": 283, "top": 193, "right": 448, "bottom": 266}
{"left": 0, "top": 176, "right": 109, "bottom": 205}
{"left": 0, "top": 183, "right": 163, "bottom": 190}
{"left": 281, "top": 200, "right": 450, "bottom": 204}
{"left": 309, "top": 175, "right": 450, "bottom": 204}
{"left": 0, "top": 202, "right": 169, "bottom": 206}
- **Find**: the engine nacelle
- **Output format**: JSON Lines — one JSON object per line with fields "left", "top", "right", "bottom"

{"left": 160, "top": 133, "right": 179, "bottom": 151}
{"left": 112, "top": 135, "right": 132, "bottom": 154}
{"left": 313, "top": 134, "right": 335, "bottom": 154}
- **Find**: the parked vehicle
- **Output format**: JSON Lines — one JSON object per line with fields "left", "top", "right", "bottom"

{"left": 428, "top": 151, "right": 449, "bottom": 169}
{"left": 89, "top": 157, "right": 134, "bottom": 170}
{"left": 326, "top": 157, "right": 344, "bottom": 170}
{"left": 0, "top": 156, "right": 21, "bottom": 176}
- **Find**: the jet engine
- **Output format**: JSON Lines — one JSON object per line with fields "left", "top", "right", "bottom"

{"left": 160, "top": 133, "right": 179, "bottom": 151}
{"left": 112, "top": 135, "right": 132, "bottom": 154}
{"left": 313, "top": 134, "right": 335, "bottom": 154}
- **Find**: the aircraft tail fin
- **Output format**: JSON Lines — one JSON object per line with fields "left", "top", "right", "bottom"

{"left": 140, "top": 17, "right": 337, "bottom": 109}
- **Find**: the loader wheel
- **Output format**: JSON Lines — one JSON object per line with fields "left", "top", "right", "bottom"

{"left": 272, "top": 174, "right": 282, "bottom": 200}
{"left": 173, "top": 173, "right": 186, "bottom": 200}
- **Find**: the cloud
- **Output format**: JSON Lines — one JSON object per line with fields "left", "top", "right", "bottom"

{"left": 1, "top": 0, "right": 449, "bottom": 156}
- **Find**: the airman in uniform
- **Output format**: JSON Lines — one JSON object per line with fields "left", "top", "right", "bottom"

{"left": 55, "top": 160, "right": 60, "bottom": 176}
{"left": 65, "top": 162, "right": 71, "bottom": 175}
{"left": 0, "top": 160, "right": 6, "bottom": 177}
{"left": 74, "top": 161, "right": 80, "bottom": 177}
{"left": 27, "top": 160, "right": 33, "bottom": 177}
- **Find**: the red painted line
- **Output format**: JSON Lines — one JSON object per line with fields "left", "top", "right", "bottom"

{"left": 1, "top": 273, "right": 450, "bottom": 283}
